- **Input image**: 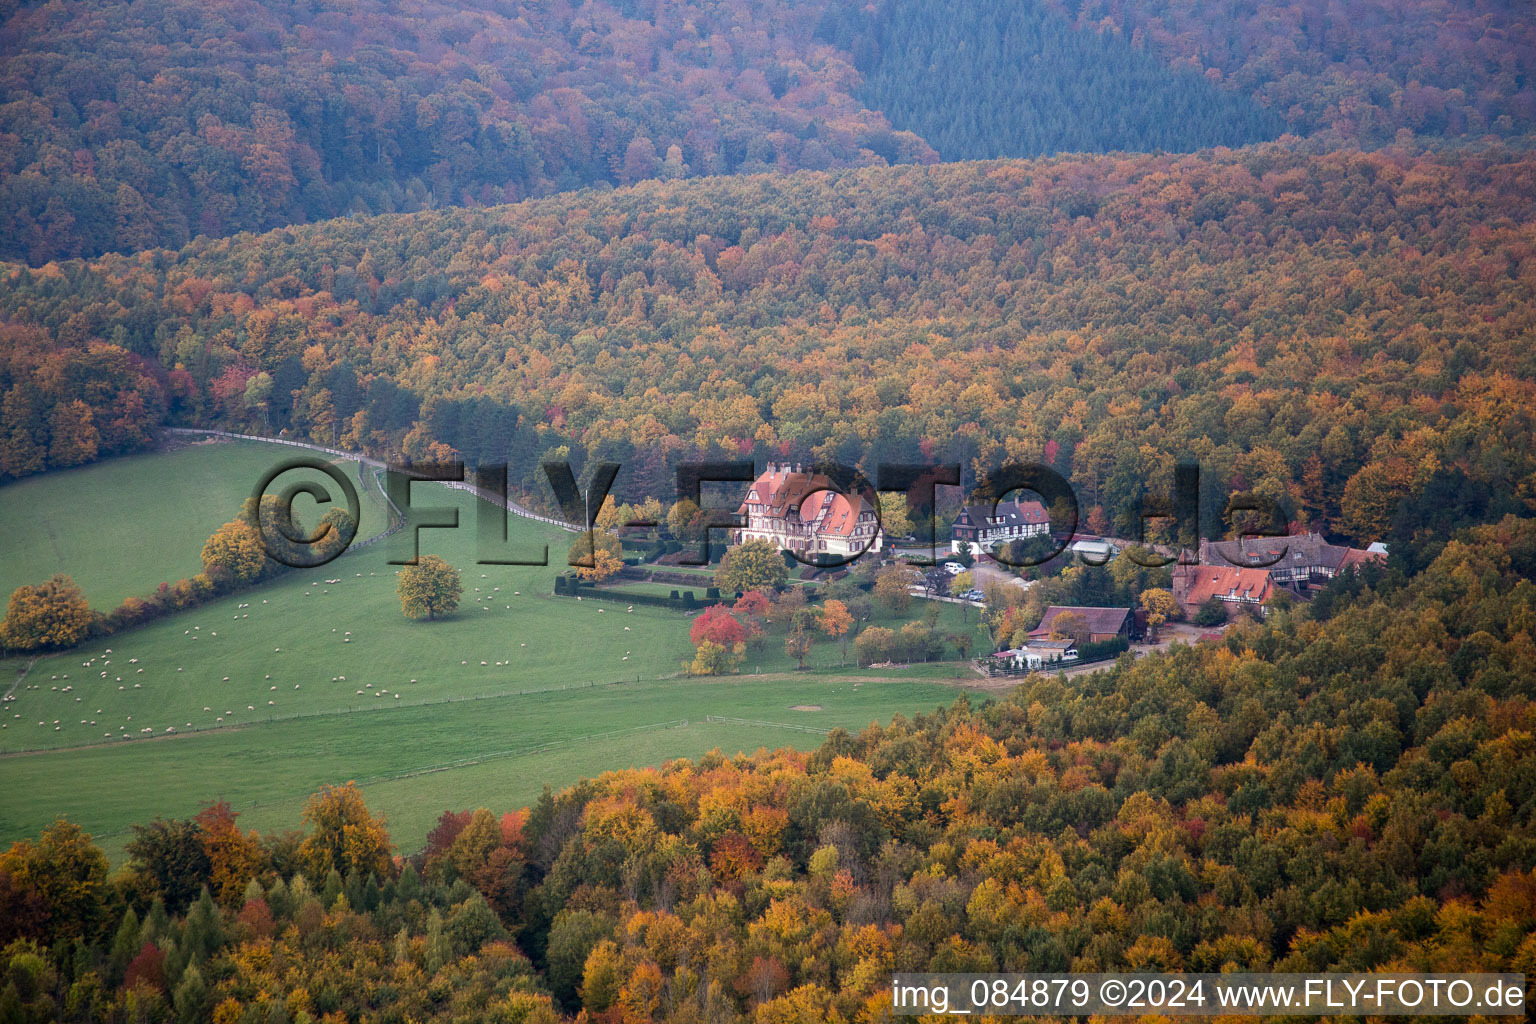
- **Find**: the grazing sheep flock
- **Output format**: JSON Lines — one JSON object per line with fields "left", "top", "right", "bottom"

{"left": 3, "top": 544, "right": 672, "bottom": 753}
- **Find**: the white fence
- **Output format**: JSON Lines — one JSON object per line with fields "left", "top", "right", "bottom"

{"left": 165, "top": 427, "right": 581, "bottom": 532}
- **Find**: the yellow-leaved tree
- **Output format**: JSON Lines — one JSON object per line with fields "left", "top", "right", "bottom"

{"left": 1139, "top": 587, "right": 1180, "bottom": 640}
{"left": 298, "top": 782, "right": 392, "bottom": 879}
{"left": 396, "top": 554, "right": 462, "bottom": 620}
{"left": 200, "top": 519, "right": 267, "bottom": 586}
{"left": 0, "top": 574, "right": 93, "bottom": 651}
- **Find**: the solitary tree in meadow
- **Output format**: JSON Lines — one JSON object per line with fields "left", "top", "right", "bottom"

{"left": 397, "top": 555, "right": 462, "bottom": 620}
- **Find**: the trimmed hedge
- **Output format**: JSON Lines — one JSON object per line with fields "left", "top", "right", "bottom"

{"left": 555, "top": 575, "right": 699, "bottom": 611}
{"left": 1076, "top": 636, "right": 1130, "bottom": 663}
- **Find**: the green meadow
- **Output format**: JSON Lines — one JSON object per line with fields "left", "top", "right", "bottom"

{"left": 0, "top": 439, "right": 391, "bottom": 609}
{"left": 0, "top": 440, "right": 990, "bottom": 860}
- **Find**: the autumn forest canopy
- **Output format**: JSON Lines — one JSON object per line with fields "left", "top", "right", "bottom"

{"left": 1, "top": 0, "right": 1534, "bottom": 262}
{"left": 4, "top": 146, "right": 1536, "bottom": 552}
{"left": 4, "top": 0, "right": 1536, "bottom": 1020}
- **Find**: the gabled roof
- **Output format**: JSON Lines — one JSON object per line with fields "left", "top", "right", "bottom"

{"left": 955, "top": 499, "right": 1050, "bottom": 530}
{"left": 739, "top": 464, "right": 875, "bottom": 540}
{"left": 1029, "top": 605, "right": 1132, "bottom": 637}
{"left": 1178, "top": 565, "right": 1274, "bottom": 605}
{"left": 1202, "top": 532, "right": 1383, "bottom": 572}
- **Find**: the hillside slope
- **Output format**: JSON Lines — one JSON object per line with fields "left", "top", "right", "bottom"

{"left": 4, "top": 145, "right": 1534, "bottom": 548}
{"left": 4, "top": 0, "right": 1534, "bottom": 262}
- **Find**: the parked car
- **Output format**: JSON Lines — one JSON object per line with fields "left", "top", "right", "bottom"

{"left": 943, "top": 561, "right": 965, "bottom": 574}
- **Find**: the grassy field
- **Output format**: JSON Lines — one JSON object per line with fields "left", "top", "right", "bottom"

{"left": 0, "top": 439, "right": 391, "bottom": 608}
{"left": 0, "top": 673, "right": 970, "bottom": 862}
{"left": 0, "top": 440, "right": 991, "bottom": 861}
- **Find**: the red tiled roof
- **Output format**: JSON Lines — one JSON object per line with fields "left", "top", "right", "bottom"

{"left": 739, "top": 467, "right": 874, "bottom": 540}
{"left": 1178, "top": 565, "right": 1274, "bottom": 605}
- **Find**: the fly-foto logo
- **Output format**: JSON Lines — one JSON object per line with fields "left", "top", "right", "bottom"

{"left": 251, "top": 458, "right": 1292, "bottom": 571}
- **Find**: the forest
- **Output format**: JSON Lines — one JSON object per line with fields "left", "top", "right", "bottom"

{"left": 1048, "top": 0, "right": 1536, "bottom": 146}
{"left": 2, "top": 0, "right": 1533, "bottom": 261}
{"left": 0, "top": 0, "right": 933, "bottom": 263}
{"left": 2, "top": 515, "right": 1534, "bottom": 1021}
{"left": 2, "top": 145, "right": 1533, "bottom": 551}
{"left": 820, "top": 0, "right": 1287, "bottom": 158}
